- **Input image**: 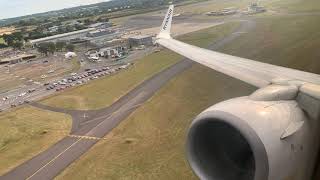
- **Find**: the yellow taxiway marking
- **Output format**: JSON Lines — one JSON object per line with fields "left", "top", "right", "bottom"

{"left": 26, "top": 138, "right": 82, "bottom": 180}
{"left": 25, "top": 92, "right": 146, "bottom": 179}
{"left": 85, "top": 91, "right": 146, "bottom": 137}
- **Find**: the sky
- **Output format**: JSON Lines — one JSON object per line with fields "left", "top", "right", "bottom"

{"left": 0, "top": 0, "right": 110, "bottom": 20}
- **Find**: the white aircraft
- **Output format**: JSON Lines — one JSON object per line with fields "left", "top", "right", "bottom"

{"left": 156, "top": 5, "right": 320, "bottom": 180}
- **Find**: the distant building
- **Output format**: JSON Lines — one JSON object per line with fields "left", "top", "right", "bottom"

{"left": 68, "top": 20, "right": 82, "bottom": 26}
{"left": 65, "top": 52, "right": 77, "bottom": 59}
{"left": 249, "top": 3, "right": 266, "bottom": 13}
{"left": 30, "top": 28, "right": 95, "bottom": 45}
{"left": 87, "top": 29, "right": 115, "bottom": 37}
{"left": 0, "top": 54, "right": 36, "bottom": 64}
{"left": 104, "top": 38, "right": 128, "bottom": 47}
{"left": 48, "top": 26, "right": 59, "bottom": 33}
{"left": 99, "top": 47, "right": 119, "bottom": 58}
{"left": 89, "top": 22, "right": 113, "bottom": 29}
{"left": 128, "top": 35, "right": 153, "bottom": 47}
{"left": 206, "top": 7, "right": 238, "bottom": 16}
{"left": 242, "top": 3, "right": 266, "bottom": 14}
{"left": 85, "top": 30, "right": 122, "bottom": 46}
{"left": 99, "top": 46, "right": 127, "bottom": 58}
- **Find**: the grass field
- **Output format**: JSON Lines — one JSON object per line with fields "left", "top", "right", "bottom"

{"left": 56, "top": 13, "right": 320, "bottom": 180}
{"left": 41, "top": 22, "right": 239, "bottom": 110}
{"left": 264, "top": 0, "right": 320, "bottom": 13}
{"left": 0, "top": 37, "right": 5, "bottom": 44}
{"left": 176, "top": 0, "right": 320, "bottom": 15}
{"left": 219, "top": 15, "right": 320, "bottom": 74}
{"left": 70, "top": 57, "right": 81, "bottom": 72}
{"left": 56, "top": 63, "right": 254, "bottom": 180}
{"left": 0, "top": 106, "right": 71, "bottom": 175}
{"left": 175, "top": 0, "right": 251, "bottom": 14}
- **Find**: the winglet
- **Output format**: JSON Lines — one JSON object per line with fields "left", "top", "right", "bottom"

{"left": 157, "top": 5, "right": 174, "bottom": 39}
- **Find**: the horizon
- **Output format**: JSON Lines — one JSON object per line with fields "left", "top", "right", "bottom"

{"left": 0, "top": 0, "right": 111, "bottom": 20}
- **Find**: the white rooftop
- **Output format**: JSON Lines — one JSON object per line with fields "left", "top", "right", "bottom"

{"left": 30, "top": 28, "right": 95, "bottom": 44}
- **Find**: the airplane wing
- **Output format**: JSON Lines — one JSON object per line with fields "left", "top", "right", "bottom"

{"left": 156, "top": 5, "right": 320, "bottom": 99}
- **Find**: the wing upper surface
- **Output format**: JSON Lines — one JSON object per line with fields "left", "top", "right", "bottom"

{"left": 156, "top": 37, "right": 320, "bottom": 88}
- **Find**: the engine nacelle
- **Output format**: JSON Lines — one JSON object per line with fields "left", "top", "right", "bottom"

{"left": 186, "top": 97, "right": 319, "bottom": 180}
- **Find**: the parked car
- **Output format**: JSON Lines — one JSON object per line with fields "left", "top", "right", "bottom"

{"left": 28, "top": 89, "right": 36, "bottom": 93}
{"left": 18, "top": 92, "right": 27, "bottom": 97}
{"left": 47, "top": 70, "right": 55, "bottom": 74}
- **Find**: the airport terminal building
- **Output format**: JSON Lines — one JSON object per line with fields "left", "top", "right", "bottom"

{"left": 128, "top": 35, "right": 153, "bottom": 47}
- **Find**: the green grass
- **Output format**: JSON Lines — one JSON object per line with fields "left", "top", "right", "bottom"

{"left": 55, "top": 22, "right": 250, "bottom": 180}
{"left": 56, "top": 14, "right": 320, "bottom": 180}
{"left": 175, "top": 0, "right": 252, "bottom": 14}
{"left": 0, "top": 106, "right": 71, "bottom": 175}
{"left": 0, "top": 37, "right": 5, "bottom": 44}
{"left": 219, "top": 15, "right": 320, "bottom": 74}
{"left": 41, "top": 22, "right": 239, "bottom": 110}
{"left": 71, "top": 57, "right": 81, "bottom": 72}
{"left": 56, "top": 64, "right": 254, "bottom": 180}
{"left": 264, "top": 0, "right": 320, "bottom": 13}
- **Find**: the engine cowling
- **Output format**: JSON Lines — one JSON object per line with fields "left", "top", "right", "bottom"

{"left": 186, "top": 96, "right": 318, "bottom": 180}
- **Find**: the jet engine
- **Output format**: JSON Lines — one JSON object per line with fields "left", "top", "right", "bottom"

{"left": 186, "top": 90, "right": 320, "bottom": 180}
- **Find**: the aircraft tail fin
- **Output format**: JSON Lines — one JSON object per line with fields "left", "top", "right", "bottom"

{"left": 157, "top": 5, "right": 174, "bottom": 39}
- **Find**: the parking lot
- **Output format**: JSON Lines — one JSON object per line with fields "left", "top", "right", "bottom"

{"left": 46, "top": 63, "right": 132, "bottom": 92}
{"left": 0, "top": 62, "right": 133, "bottom": 111}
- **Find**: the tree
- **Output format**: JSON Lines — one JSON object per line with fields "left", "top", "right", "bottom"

{"left": 75, "top": 24, "right": 85, "bottom": 30}
{"left": 12, "top": 41, "right": 23, "bottom": 50}
{"left": 3, "top": 34, "right": 15, "bottom": 46}
{"left": 3, "top": 33, "right": 24, "bottom": 49}
{"left": 48, "top": 42, "right": 56, "bottom": 54}
{"left": 83, "top": 18, "right": 93, "bottom": 26}
{"left": 11, "top": 32, "right": 23, "bottom": 41}
{"left": 55, "top": 41, "right": 66, "bottom": 51}
{"left": 65, "top": 25, "right": 74, "bottom": 32}
{"left": 29, "top": 31, "right": 46, "bottom": 40}
{"left": 97, "top": 17, "right": 109, "bottom": 22}
{"left": 37, "top": 43, "right": 50, "bottom": 56}
{"left": 66, "top": 44, "right": 75, "bottom": 52}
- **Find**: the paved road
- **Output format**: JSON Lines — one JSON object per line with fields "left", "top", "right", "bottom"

{"left": 1, "top": 20, "right": 255, "bottom": 180}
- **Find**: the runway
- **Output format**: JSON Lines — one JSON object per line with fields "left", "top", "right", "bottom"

{"left": 1, "top": 20, "right": 254, "bottom": 180}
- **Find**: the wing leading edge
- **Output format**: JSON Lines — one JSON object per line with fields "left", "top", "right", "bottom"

{"left": 156, "top": 5, "right": 320, "bottom": 99}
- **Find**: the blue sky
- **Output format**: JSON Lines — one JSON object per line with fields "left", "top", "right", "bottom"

{"left": 0, "top": 0, "right": 109, "bottom": 19}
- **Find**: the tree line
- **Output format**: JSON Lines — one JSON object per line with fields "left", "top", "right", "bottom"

{"left": 1, "top": 32, "right": 24, "bottom": 50}
{"left": 37, "top": 42, "right": 75, "bottom": 56}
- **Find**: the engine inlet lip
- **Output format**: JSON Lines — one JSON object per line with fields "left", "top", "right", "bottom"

{"left": 186, "top": 110, "right": 269, "bottom": 180}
